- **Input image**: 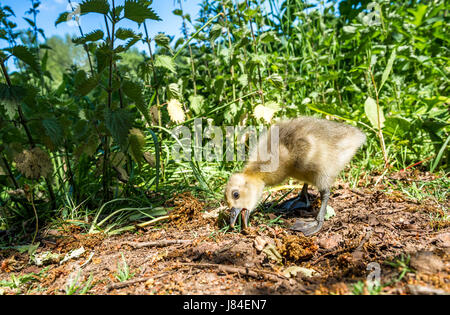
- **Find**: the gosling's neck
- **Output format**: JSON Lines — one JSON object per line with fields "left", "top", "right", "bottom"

{"left": 243, "top": 166, "right": 286, "bottom": 187}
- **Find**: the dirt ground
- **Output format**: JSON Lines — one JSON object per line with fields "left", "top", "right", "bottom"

{"left": 0, "top": 172, "right": 449, "bottom": 295}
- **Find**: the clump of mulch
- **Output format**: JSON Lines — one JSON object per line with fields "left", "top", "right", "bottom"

{"left": 278, "top": 234, "right": 318, "bottom": 262}
{"left": 166, "top": 192, "right": 206, "bottom": 228}
{"left": 53, "top": 232, "right": 105, "bottom": 253}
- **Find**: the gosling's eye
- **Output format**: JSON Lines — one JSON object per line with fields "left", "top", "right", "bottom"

{"left": 232, "top": 191, "right": 240, "bottom": 199}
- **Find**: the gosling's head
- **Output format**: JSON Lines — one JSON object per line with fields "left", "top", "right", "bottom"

{"left": 225, "top": 173, "right": 265, "bottom": 228}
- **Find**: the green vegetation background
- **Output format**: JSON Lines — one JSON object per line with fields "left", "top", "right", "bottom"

{"left": 0, "top": 0, "right": 448, "bottom": 241}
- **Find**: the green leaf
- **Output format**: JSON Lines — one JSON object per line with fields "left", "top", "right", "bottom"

{"left": 0, "top": 83, "right": 25, "bottom": 119}
{"left": 23, "top": 17, "right": 35, "bottom": 28}
{"left": 267, "top": 73, "right": 283, "bottom": 89}
{"left": 384, "top": 116, "right": 411, "bottom": 137}
{"left": 154, "top": 33, "right": 171, "bottom": 49}
{"left": 7, "top": 45, "right": 41, "bottom": 75}
{"left": 430, "top": 134, "right": 450, "bottom": 172}
{"left": 75, "top": 133, "right": 99, "bottom": 158}
{"left": 124, "top": 0, "right": 161, "bottom": 24}
{"left": 115, "top": 28, "right": 140, "bottom": 40}
{"left": 95, "top": 42, "right": 110, "bottom": 73}
{"left": 238, "top": 74, "right": 248, "bottom": 87}
{"left": 41, "top": 50, "right": 49, "bottom": 72}
{"left": 167, "top": 83, "right": 180, "bottom": 100}
{"left": 251, "top": 53, "right": 267, "bottom": 66}
{"left": 105, "top": 108, "right": 133, "bottom": 150}
{"left": 75, "top": 73, "right": 100, "bottom": 96}
{"left": 155, "top": 55, "right": 175, "bottom": 73}
{"left": 214, "top": 76, "right": 225, "bottom": 97}
{"left": 128, "top": 128, "right": 146, "bottom": 165}
{"left": 259, "top": 31, "right": 279, "bottom": 43}
{"left": 72, "top": 30, "right": 104, "bottom": 45}
{"left": 42, "top": 118, "right": 63, "bottom": 147}
{"left": 172, "top": 9, "right": 182, "bottom": 16}
{"left": 343, "top": 25, "right": 357, "bottom": 34}
{"left": 121, "top": 79, "right": 151, "bottom": 124}
{"left": 409, "top": 4, "right": 428, "bottom": 26}
{"left": 209, "top": 24, "right": 223, "bottom": 42}
{"left": 189, "top": 95, "right": 205, "bottom": 115}
{"left": 80, "top": 0, "right": 110, "bottom": 15}
{"left": 123, "top": 37, "right": 140, "bottom": 50}
{"left": 53, "top": 12, "right": 67, "bottom": 26}
{"left": 379, "top": 48, "right": 396, "bottom": 93}
{"left": 364, "top": 97, "right": 385, "bottom": 130}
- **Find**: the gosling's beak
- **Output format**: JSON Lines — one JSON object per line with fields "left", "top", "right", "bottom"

{"left": 230, "top": 207, "right": 250, "bottom": 229}
{"left": 241, "top": 209, "right": 250, "bottom": 229}
{"left": 230, "top": 207, "right": 242, "bottom": 228}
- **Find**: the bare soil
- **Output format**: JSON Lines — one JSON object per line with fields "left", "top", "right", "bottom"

{"left": 1, "top": 172, "right": 449, "bottom": 295}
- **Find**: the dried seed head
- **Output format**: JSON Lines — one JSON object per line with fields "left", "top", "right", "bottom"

{"left": 167, "top": 99, "right": 185, "bottom": 123}
{"left": 253, "top": 104, "right": 276, "bottom": 123}
{"left": 15, "top": 147, "right": 53, "bottom": 179}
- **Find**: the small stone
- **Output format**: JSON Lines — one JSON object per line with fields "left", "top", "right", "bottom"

{"left": 202, "top": 206, "right": 226, "bottom": 219}
{"left": 368, "top": 215, "right": 379, "bottom": 226}
{"left": 436, "top": 233, "right": 450, "bottom": 248}
{"left": 324, "top": 205, "right": 336, "bottom": 220}
{"left": 253, "top": 236, "right": 268, "bottom": 252}
{"left": 410, "top": 251, "right": 444, "bottom": 274}
{"left": 318, "top": 234, "right": 342, "bottom": 250}
{"left": 262, "top": 244, "right": 282, "bottom": 264}
{"left": 282, "top": 266, "right": 319, "bottom": 278}
{"left": 407, "top": 284, "right": 448, "bottom": 295}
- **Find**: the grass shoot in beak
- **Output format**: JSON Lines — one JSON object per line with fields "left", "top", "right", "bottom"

{"left": 241, "top": 209, "right": 250, "bottom": 229}
{"left": 229, "top": 207, "right": 242, "bottom": 228}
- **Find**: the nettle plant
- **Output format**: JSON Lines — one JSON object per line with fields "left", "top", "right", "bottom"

{"left": 53, "top": 0, "right": 164, "bottom": 203}
{"left": 0, "top": 0, "right": 168, "bottom": 231}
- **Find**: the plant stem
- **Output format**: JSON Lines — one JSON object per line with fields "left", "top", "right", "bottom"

{"left": 64, "top": 142, "right": 78, "bottom": 203}
{"left": 172, "top": 12, "right": 223, "bottom": 60}
{"left": 30, "top": 190, "right": 39, "bottom": 244}
{"left": 102, "top": 2, "right": 116, "bottom": 202}
{"left": 245, "top": 0, "right": 264, "bottom": 105}
{"left": 178, "top": 0, "right": 197, "bottom": 96}
{"left": 1, "top": 61, "right": 36, "bottom": 148}
{"left": 67, "top": 0, "right": 94, "bottom": 75}
{"left": 143, "top": 22, "right": 161, "bottom": 126}
{"left": 369, "top": 66, "right": 389, "bottom": 168}
{"left": 222, "top": 1, "right": 236, "bottom": 101}
{"left": 1, "top": 155, "right": 19, "bottom": 189}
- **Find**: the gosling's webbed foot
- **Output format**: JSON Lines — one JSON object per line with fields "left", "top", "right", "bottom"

{"left": 278, "top": 183, "right": 311, "bottom": 213}
{"left": 279, "top": 197, "right": 310, "bottom": 212}
{"left": 290, "top": 188, "right": 329, "bottom": 236}
{"left": 290, "top": 219, "right": 323, "bottom": 236}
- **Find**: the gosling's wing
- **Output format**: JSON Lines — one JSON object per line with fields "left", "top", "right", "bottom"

{"left": 277, "top": 117, "right": 366, "bottom": 177}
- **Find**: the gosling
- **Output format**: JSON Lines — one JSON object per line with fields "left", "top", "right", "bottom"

{"left": 225, "top": 116, "right": 366, "bottom": 236}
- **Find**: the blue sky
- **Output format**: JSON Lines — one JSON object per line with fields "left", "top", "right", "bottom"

{"left": 0, "top": 0, "right": 204, "bottom": 51}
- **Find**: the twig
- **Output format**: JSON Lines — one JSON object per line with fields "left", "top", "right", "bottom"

{"left": 121, "top": 239, "right": 192, "bottom": 249}
{"left": 311, "top": 247, "right": 349, "bottom": 265}
{"left": 216, "top": 239, "right": 239, "bottom": 253}
{"left": 80, "top": 251, "right": 95, "bottom": 268}
{"left": 355, "top": 229, "right": 373, "bottom": 252}
{"left": 106, "top": 277, "right": 149, "bottom": 292}
{"left": 349, "top": 188, "right": 366, "bottom": 197}
{"left": 30, "top": 191, "right": 39, "bottom": 244}
{"left": 105, "top": 272, "right": 168, "bottom": 292}
{"left": 178, "top": 262, "right": 288, "bottom": 282}
{"left": 399, "top": 155, "right": 434, "bottom": 172}
{"left": 136, "top": 214, "right": 176, "bottom": 228}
